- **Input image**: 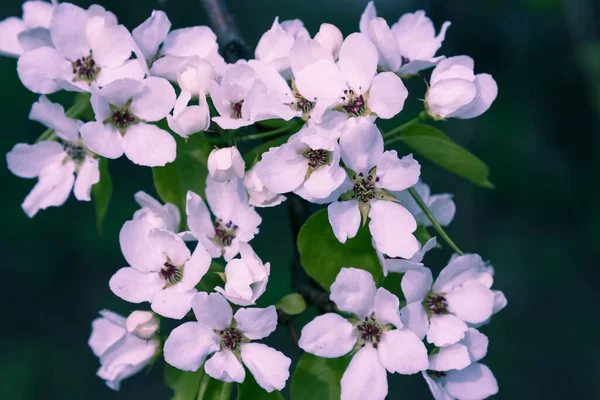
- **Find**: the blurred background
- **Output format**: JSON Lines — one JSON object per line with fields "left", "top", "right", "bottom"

{"left": 0, "top": 0, "right": 598, "bottom": 398}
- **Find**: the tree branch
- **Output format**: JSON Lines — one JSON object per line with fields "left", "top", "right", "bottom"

{"left": 199, "top": 0, "right": 249, "bottom": 63}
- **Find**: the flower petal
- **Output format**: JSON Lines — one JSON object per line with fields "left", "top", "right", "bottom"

{"left": 298, "top": 313, "right": 357, "bottom": 358}
{"left": 6, "top": 141, "right": 65, "bottom": 179}
{"left": 87, "top": 20, "right": 134, "bottom": 69}
{"left": 132, "top": 10, "right": 171, "bottom": 60}
{"left": 338, "top": 33, "right": 378, "bottom": 92}
{"left": 314, "top": 23, "right": 343, "bottom": 59}
{"left": 427, "top": 78, "right": 477, "bottom": 119}
{"left": 191, "top": 292, "right": 232, "bottom": 330}
{"left": 427, "top": 313, "right": 468, "bottom": 347}
{"left": 402, "top": 267, "right": 433, "bottom": 304}
{"left": 378, "top": 329, "right": 429, "bottom": 374}
{"left": 451, "top": 73, "right": 497, "bottom": 119}
{"left": 330, "top": 267, "right": 376, "bottom": 319}
{"left": 400, "top": 302, "right": 429, "bottom": 340}
{"left": 339, "top": 118, "right": 383, "bottom": 174}
{"left": 17, "top": 46, "right": 71, "bottom": 94}
{"left": 151, "top": 286, "right": 196, "bottom": 319}
{"left": 73, "top": 156, "right": 100, "bottom": 201}
{"left": 369, "top": 200, "right": 419, "bottom": 259}
{"left": 0, "top": 17, "right": 26, "bottom": 57}
{"left": 29, "top": 96, "right": 80, "bottom": 142}
{"left": 22, "top": 161, "right": 75, "bottom": 217}
{"left": 234, "top": 306, "right": 278, "bottom": 340}
{"left": 185, "top": 190, "right": 216, "bottom": 239}
{"left": 88, "top": 311, "right": 126, "bottom": 357}
{"left": 446, "top": 280, "right": 495, "bottom": 324}
{"left": 445, "top": 363, "right": 498, "bottom": 400}
{"left": 109, "top": 267, "right": 164, "bottom": 303}
{"left": 340, "top": 345, "right": 388, "bottom": 400}
{"left": 241, "top": 343, "right": 291, "bottom": 393}
{"left": 178, "top": 243, "right": 211, "bottom": 291}
{"left": 254, "top": 146, "right": 308, "bottom": 194}
{"left": 164, "top": 322, "right": 220, "bottom": 371}
{"left": 131, "top": 77, "right": 176, "bottom": 121}
{"left": 376, "top": 152, "right": 420, "bottom": 191}
{"left": 374, "top": 288, "right": 403, "bottom": 328}
{"left": 205, "top": 350, "right": 246, "bottom": 383}
{"left": 123, "top": 123, "right": 176, "bottom": 167}
{"left": 119, "top": 218, "right": 166, "bottom": 272}
{"left": 428, "top": 343, "right": 471, "bottom": 372}
{"left": 368, "top": 72, "right": 408, "bottom": 119}
{"left": 80, "top": 121, "right": 124, "bottom": 159}
{"left": 50, "top": 3, "right": 89, "bottom": 61}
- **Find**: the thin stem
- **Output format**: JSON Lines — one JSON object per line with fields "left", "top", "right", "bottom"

{"left": 408, "top": 187, "right": 464, "bottom": 255}
{"left": 237, "top": 120, "right": 301, "bottom": 142}
{"left": 382, "top": 111, "right": 428, "bottom": 139}
{"left": 35, "top": 93, "right": 91, "bottom": 143}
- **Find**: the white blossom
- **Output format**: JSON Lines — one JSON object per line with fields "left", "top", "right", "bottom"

{"left": 243, "top": 166, "right": 286, "bottom": 208}
{"left": 359, "top": 1, "right": 450, "bottom": 77}
{"left": 88, "top": 309, "right": 158, "bottom": 390}
{"left": 254, "top": 124, "right": 347, "bottom": 204}
{"left": 327, "top": 118, "right": 421, "bottom": 258}
{"left": 6, "top": 96, "right": 99, "bottom": 217}
{"left": 80, "top": 77, "right": 176, "bottom": 166}
{"left": 298, "top": 268, "right": 429, "bottom": 400}
{"left": 164, "top": 292, "right": 291, "bottom": 392}
{"left": 17, "top": 3, "right": 144, "bottom": 94}
{"left": 379, "top": 237, "right": 437, "bottom": 276}
{"left": 109, "top": 216, "right": 211, "bottom": 319}
{"left": 399, "top": 254, "right": 501, "bottom": 347}
{"left": 0, "top": 0, "right": 56, "bottom": 58}
{"left": 208, "top": 146, "right": 245, "bottom": 182}
{"left": 426, "top": 56, "right": 498, "bottom": 120}
{"left": 185, "top": 176, "right": 261, "bottom": 261}
{"left": 125, "top": 310, "right": 160, "bottom": 340}
{"left": 215, "top": 242, "right": 270, "bottom": 306}
{"left": 132, "top": 191, "right": 180, "bottom": 233}
{"left": 394, "top": 181, "right": 456, "bottom": 227}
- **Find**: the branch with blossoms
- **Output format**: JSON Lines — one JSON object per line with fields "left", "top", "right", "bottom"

{"left": 2, "top": 1, "right": 506, "bottom": 399}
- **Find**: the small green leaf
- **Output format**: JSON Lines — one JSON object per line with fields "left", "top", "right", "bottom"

{"left": 291, "top": 353, "right": 350, "bottom": 400}
{"left": 237, "top": 371, "right": 284, "bottom": 399}
{"left": 152, "top": 134, "right": 212, "bottom": 229}
{"left": 298, "top": 209, "right": 382, "bottom": 290}
{"left": 196, "top": 262, "right": 225, "bottom": 293}
{"left": 197, "top": 374, "right": 233, "bottom": 400}
{"left": 275, "top": 293, "right": 307, "bottom": 316}
{"left": 395, "top": 124, "right": 494, "bottom": 189}
{"left": 165, "top": 365, "right": 203, "bottom": 400}
{"left": 243, "top": 134, "right": 292, "bottom": 167}
{"left": 91, "top": 157, "right": 112, "bottom": 235}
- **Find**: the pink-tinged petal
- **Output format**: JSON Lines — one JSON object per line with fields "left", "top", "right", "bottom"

{"left": 402, "top": 267, "right": 433, "bottom": 304}
{"left": 109, "top": 267, "right": 164, "bottom": 303}
{"left": 289, "top": 39, "right": 334, "bottom": 77}
{"left": 340, "top": 345, "right": 388, "bottom": 400}
{"left": 95, "top": 60, "right": 145, "bottom": 87}
{"left": 338, "top": 33, "right": 378, "bottom": 92}
{"left": 131, "top": 77, "right": 176, "bottom": 121}
{"left": 80, "top": 122, "right": 124, "bottom": 159}
{"left": 22, "top": 161, "right": 75, "bottom": 217}
{"left": 451, "top": 73, "right": 497, "bottom": 119}
{"left": 132, "top": 10, "right": 171, "bottom": 60}
{"left": 148, "top": 229, "right": 191, "bottom": 266}
{"left": 50, "top": 3, "right": 89, "bottom": 61}
{"left": 400, "top": 302, "right": 429, "bottom": 340}
{"left": 339, "top": 118, "right": 383, "bottom": 174}
{"left": 29, "top": 96, "right": 80, "bottom": 142}
{"left": 369, "top": 200, "right": 419, "bottom": 259}
{"left": 446, "top": 280, "right": 495, "bottom": 324}
{"left": 119, "top": 218, "right": 167, "bottom": 273}
{"left": 88, "top": 311, "right": 126, "bottom": 357}
{"left": 368, "top": 72, "right": 408, "bottom": 119}
{"left": 205, "top": 350, "right": 246, "bottom": 383}
{"left": 98, "top": 78, "right": 144, "bottom": 107}
{"left": 151, "top": 287, "right": 196, "bottom": 319}
{"left": 427, "top": 78, "right": 477, "bottom": 119}
{"left": 298, "top": 313, "right": 357, "bottom": 357}
{"left": 123, "top": 123, "right": 176, "bottom": 167}
{"left": 6, "top": 141, "right": 65, "bottom": 179}
{"left": 191, "top": 292, "right": 232, "bottom": 330}
{"left": 327, "top": 200, "right": 361, "bottom": 244}
{"left": 185, "top": 190, "right": 216, "bottom": 240}
{"left": 430, "top": 56, "right": 475, "bottom": 85}
{"left": 359, "top": 1, "right": 377, "bottom": 35}
{"left": 422, "top": 371, "right": 453, "bottom": 400}
{"left": 294, "top": 58, "right": 345, "bottom": 103}
{"left": 17, "top": 47, "right": 71, "bottom": 94}
{"left": 427, "top": 313, "right": 468, "bottom": 347}
{"left": 234, "top": 306, "right": 278, "bottom": 340}
{"left": 367, "top": 18, "right": 402, "bottom": 72}
{"left": 0, "top": 17, "right": 26, "bottom": 57}
{"left": 433, "top": 254, "right": 488, "bottom": 293}
{"left": 374, "top": 288, "right": 403, "bottom": 328}
{"left": 73, "top": 156, "right": 100, "bottom": 201}
{"left": 445, "top": 363, "right": 499, "bottom": 400}
{"left": 161, "top": 26, "right": 217, "bottom": 58}
{"left": 87, "top": 20, "right": 134, "bottom": 68}
{"left": 163, "top": 322, "right": 220, "bottom": 371}
{"left": 428, "top": 343, "right": 471, "bottom": 372}
{"left": 462, "top": 328, "right": 489, "bottom": 364}
{"left": 18, "top": 27, "right": 52, "bottom": 53}
{"left": 178, "top": 243, "right": 211, "bottom": 291}
{"left": 254, "top": 146, "right": 308, "bottom": 194}
{"left": 330, "top": 267, "right": 376, "bottom": 319}
{"left": 241, "top": 343, "right": 291, "bottom": 392}
{"left": 376, "top": 152, "right": 420, "bottom": 191}
{"left": 428, "top": 194, "right": 456, "bottom": 226}
{"left": 378, "top": 329, "right": 429, "bottom": 374}
{"left": 314, "top": 23, "right": 343, "bottom": 59}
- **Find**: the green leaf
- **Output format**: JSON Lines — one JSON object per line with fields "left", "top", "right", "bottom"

{"left": 237, "top": 371, "right": 284, "bottom": 400}
{"left": 275, "top": 293, "right": 307, "bottom": 316}
{"left": 395, "top": 124, "right": 494, "bottom": 189}
{"left": 291, "top": 353, "right": 350, "bottom": 400}
{"left": 196, "top": 262, "right": 225, "bottom": 293}
{"left": 243, "top": 134, "right": 292, "bottom": 167}
{"left": 197, "top": 374, "right": 233, "bottom": 400}
{"left": 91, "top": 157, "right": 112, "bottom": 235}
{"left": 165, "top": 365, "right": 203, "bottom": 400}
{"left": 152, "top": 134, "right": 212, "bottom": 229}
{"left": 297, "top": 209, "right": 382, "bottom": 290}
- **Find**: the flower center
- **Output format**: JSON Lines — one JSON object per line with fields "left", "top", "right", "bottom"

{"left": 426, "top": 370, "right": 447, "bottom": 378}
{"left": 64, "top": 143, "right": 87, "bottom": 164}
{"left": 72, "top": 53, "right": 101, "bottom": 84}
{"left": 160, "top": 262, "right": 183, "bottom": 285}
{"left": 423, "top": 293, "right": 449, "bottom": 315}
{"left": 219, "top": 327, "right": 243, "bottom": 351}
{"left": 356, "top": 316, "right": 383, "bottom": 348}
{"left": 104, "top": 101, "right": 140, "bottom": 133}
{"left": 400, "top": 56, "right": 411, "bottom": 67}
{"left": 213, "top": 219, "right": 238, "bottom": 247}
{"left": 351, "top": 172, "right": 379, "bottom": 203}
{"left": 304, "top": 149, "right": 330, "bottom": 169}
{"left": 231, "top": 101, "right": 243, "bottom": 119}
{"left": 341, "top": 89, "right": 367, "bottom": 116}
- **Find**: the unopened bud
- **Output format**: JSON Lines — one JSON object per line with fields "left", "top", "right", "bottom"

{"left": 125, "top": 311, "right": 159, "bottom": 340}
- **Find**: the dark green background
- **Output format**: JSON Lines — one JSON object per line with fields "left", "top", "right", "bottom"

{"left": 1, "top": 0, "right": 598, "bottom": 398}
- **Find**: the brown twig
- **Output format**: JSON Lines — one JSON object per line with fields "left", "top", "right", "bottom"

{"left": 199, "top": 0, "right": 249, "bottom": 63}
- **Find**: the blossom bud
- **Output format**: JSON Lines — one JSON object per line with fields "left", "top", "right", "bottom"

{"left": 125, "top": 311, "right": 159, "bottom": 340}
{"left": 177, "top": 59, "right": 216, "bottom": 96}
{"left": 208, "top": 147, "right": 245, "bottom": 182}
{"left": 425, "top": 56, "right": 497, "bottom": 120}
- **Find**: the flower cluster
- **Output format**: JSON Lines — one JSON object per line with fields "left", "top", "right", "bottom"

{"left": 2, "top": 1, "right": 503, "bottom": 398}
